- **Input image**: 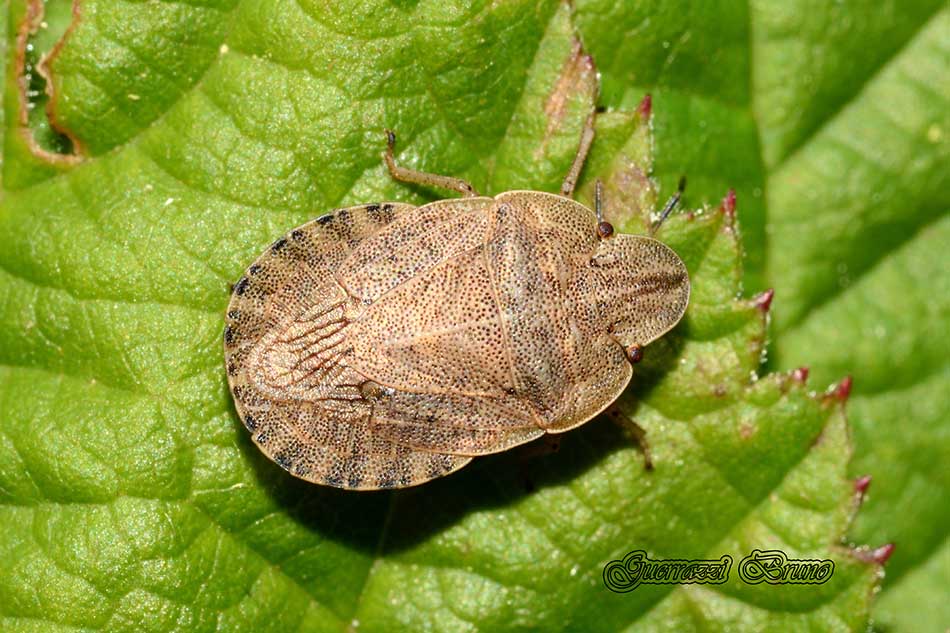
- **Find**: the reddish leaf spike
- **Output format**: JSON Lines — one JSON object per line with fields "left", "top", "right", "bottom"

{"left": 854, "top": 474, "right": 872, "bottom": 497}
{"left": 721, "top": 189, "right": 737, "bottom": 217}
{"left": 861, "top": 543, "right": 895, "bottom": 565}
{"left": 637, "top": 93, "right": 652, "bottom": 120}
{"left": 854, "top": 542, "right": 895, "bottom": 565}
{"left": 753, "top": 288, "right": 774, "bottom": 312}
{"left": 581, "top": 54, "right": 596, "bottom": 72}
{"left": 791, "top": 366, "right": 809, "bottom": 383}
{"left": 834, "top": 376, "right": 853, "bottom": 401}
{"left": 871, "top": 543, "right": 896, "bottom": 564}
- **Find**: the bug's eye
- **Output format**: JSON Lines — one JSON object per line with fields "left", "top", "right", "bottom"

{"left": 626, "top": 345, "right": 644, "bottom": 364}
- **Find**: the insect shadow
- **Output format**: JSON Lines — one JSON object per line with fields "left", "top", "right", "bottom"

{"left": 234, "top": 414, "right": 631, "bottom": 554}
{"left": 230, "top": 326, "right": 684, "bottom": 555}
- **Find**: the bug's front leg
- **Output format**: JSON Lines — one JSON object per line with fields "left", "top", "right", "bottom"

{"left": 560, "top": 112, "right": 596, "bottom": 198}
{"left": 604, "top": 405, "right": 654, "bottom": 471}
{"left": 383, "top": 130, "right": 481, "bottom": 197}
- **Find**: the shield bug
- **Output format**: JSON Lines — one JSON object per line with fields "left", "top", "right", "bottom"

{"left": 224, "top": 114, "right": 690, "bottom": 490}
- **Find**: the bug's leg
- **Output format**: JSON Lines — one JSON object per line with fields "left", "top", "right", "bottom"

{"left": 517, "top": 435, "right": 562, "bottom": 493}
{"left": 560, "top": 112, "right": 597, "bottom": 198}
{"left": 518, "top": 434, "right": 562, "bottom": 459}
{"left": 650, "top": 176, "right": 686, "bottom": 236}
{"left": 594, "top": 180, "right": 615, "bottom": 239}
{"left": 384, "top": 130, "right": 480, "bottom": 197}
{"left": 605, "top": 405, "right": 653, "bottom": 470}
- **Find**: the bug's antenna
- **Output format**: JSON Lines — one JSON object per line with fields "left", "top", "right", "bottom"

{"left": 595, "top": 180, "right": 604, "bottom": 223}
{"left": 651, "top": 176, "right": 686, "bottom": 235}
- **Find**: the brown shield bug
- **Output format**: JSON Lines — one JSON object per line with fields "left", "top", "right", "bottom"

{"left": 224, "top": 113, "right": 690, "bottom": 490}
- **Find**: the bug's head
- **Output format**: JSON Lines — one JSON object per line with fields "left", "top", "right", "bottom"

{"left": 590, "top": 234, "right": 690, "bottom": 354}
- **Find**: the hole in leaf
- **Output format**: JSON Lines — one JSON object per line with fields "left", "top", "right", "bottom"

{"left": 21, "top": 0, "right": 77, "bottom": 156}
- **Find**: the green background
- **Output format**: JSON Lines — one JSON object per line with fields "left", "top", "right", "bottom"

{"left": 0, "top": 0, "right": 946, "bottom": 631}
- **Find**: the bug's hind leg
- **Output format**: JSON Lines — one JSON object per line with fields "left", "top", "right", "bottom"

{"left": 560, "top": 111, "right": 596, "bottom": 198}
{"left": 604, "top": 405, "right": 654, "bottom": 470}
{"left": 516, "top": 435, "right": 563, "bottom": 493}
{"left": 384, "top": 130, "right": 480, "bottom": 197}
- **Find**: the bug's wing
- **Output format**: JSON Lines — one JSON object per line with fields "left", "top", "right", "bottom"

{"left": 347, "top": 246, "right": 514, "bottom": 395}
{"left": 224, "top": 200, "right": 534, "bottom": 488}
{"left": 225, "top": 202, "right": 417, "bottom": 402}
{"left": 592, "top": 234, "right": 690, "bottom": 348}
{"left": 343, "top": 198, "right": 530, "bottom": 398}
{"left": 369, "top": 390, "right": 544, "bottom": 456}
{"left": 224, "top": 202, "right": 481, "bottom": 491}
{"left": 336, "top": 197, "right": 547, "bottom": 455}
{"left": 339, "top": 197, "right": 496, "bottom": 303}
{"left": 237, "top": 282, "right": 365, "bottom": 403}
{"left": 238, "top": 279, "right": 542, "bottom": 456}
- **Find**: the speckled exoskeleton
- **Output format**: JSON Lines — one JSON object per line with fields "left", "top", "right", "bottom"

{"left": 224, "top": 114, "right": 690, "bottom": 490}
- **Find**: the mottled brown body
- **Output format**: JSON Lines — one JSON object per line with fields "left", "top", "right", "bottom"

{"left": 224, "top": 189, "right": 689, "bottom": 489}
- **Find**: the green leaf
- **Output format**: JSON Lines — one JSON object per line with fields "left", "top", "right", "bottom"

{"left": 576, "top": 2, "right": 948, "bottom": 630}
{"left": 0, "top": 0, "right": 921, "bottom": 631}
{"left": 756, "top": 7, "right": 948, "bottom": 633}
